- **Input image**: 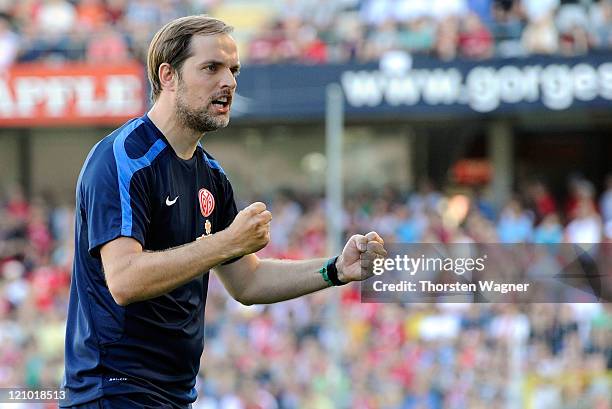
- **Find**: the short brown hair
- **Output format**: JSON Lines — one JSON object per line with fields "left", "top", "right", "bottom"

{"left": 147, "top": 15, "right": 233, "bottom": 102}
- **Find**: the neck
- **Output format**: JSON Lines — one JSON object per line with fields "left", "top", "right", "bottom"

{"left": 147, "top": 103, "right": 202, "bottom": 160}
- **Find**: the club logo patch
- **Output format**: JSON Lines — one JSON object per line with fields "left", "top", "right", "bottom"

{"left": 198, "top": 188, "right": 215, "bottom": 217}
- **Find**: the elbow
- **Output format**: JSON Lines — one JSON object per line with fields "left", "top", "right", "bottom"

{"left": 111, "top": 292, "right": 131, "bottom": 307}
{"left": 232, "top": 288, "right": 256, "bottom": 306}
{"left": 224, "top": 283, "right": 256, "bottom": 306}
{"left": 234, "top": 293, "right": 255, "bottom": 306}
{"left": 106, "top": 276, "right": 132, "bottom": 307}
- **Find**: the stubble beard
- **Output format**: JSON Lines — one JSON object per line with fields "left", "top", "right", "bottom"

{"left": 175, "top": 81, "right": 230, "bottom": 134}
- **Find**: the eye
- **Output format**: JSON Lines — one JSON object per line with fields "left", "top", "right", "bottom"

{"left": 204, "top": 64, "right": 217, "bottom": 73}
{"left": 232, "top": 69, "right": 241, "bottom": 78}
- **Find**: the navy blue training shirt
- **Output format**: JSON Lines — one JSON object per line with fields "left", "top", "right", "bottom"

{"left": 61, "top": 114, "right": 239, "bottom": 407}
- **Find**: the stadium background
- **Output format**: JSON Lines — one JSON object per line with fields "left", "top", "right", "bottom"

{"left": 0, "top": 0, "right": 611, "bottom": 408}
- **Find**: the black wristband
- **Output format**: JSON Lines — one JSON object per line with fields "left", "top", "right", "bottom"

{"left": 326, "top": 256, "right": 347, "bottom": 286}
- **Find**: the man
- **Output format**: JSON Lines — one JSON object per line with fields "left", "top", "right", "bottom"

{"left": 61, "top": 15, "right": 387, "bottom": 409}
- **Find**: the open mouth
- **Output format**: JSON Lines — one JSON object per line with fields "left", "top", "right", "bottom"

{"left": 211, "top": 96, "right": 231, "bottom": 109}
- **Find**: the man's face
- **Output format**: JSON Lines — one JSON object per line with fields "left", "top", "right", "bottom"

{"left": 174, "top": 33, "right": 240, "bottom": 134}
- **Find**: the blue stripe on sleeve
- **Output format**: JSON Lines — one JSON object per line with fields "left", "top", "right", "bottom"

{"left": 203, "top": 154, "right": 225, "bottom": 174}
{"left": 112, "top": 119, "right": 167, "bottom": 236}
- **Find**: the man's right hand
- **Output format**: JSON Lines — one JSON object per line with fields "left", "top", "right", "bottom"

{"left": 222, "top": 202, "right": 272, "bottom": 257}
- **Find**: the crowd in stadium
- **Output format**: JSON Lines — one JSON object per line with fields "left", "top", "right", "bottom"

{"left": 0, "top": 0, "right": 612, "bottom": 70}
{"left": 0, "top": 174, "right": 611, "bottom": 408}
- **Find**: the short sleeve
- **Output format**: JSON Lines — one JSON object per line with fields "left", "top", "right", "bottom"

{"left": 218, "top": 174, "right": 239, "bottom": 231}
{"left": 81, "top": 145, "right": 151, "bottom": 258}
{"left": 218, "top": 174, "right": 241, "bottom": 265}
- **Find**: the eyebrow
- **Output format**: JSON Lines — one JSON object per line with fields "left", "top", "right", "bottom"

{"left": 199, "top": 60, "right": 241, "bottom": 71}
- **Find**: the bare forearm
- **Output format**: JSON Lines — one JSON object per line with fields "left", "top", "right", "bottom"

{"left": 106, "top": 232, "right": 236, "bottom": 305}
{"left": 239, "top": 258, "right": 333, "bottom": 305}
{"left": 214, "top": 231, "right": 388, "bottom": 305}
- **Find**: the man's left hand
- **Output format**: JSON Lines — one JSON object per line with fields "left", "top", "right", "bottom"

{"left": 337, "top": 231, "right": 387, "bottom": 283}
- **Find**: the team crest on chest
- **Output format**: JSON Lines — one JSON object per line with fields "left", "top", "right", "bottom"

{"left": 198, "top": 188, "right": 215, "bottom": 217}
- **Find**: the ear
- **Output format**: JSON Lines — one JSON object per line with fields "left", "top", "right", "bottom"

{"left": 158, "top": 63, "right": 177, "bottom": 94}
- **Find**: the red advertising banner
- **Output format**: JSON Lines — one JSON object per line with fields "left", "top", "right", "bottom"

{"left": 0, "top": 63, "right": 147, "bottom": 127}
{"left": 452, "top": 159, "right": 493, "bottom": 185}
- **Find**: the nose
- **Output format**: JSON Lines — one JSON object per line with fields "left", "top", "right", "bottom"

{"left": 220, "top": 68, "right": 237, "bottom": 91}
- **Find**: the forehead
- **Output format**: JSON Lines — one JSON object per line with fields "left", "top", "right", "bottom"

{"left": 187, "top": 33, "right": 239, "bottom": 65}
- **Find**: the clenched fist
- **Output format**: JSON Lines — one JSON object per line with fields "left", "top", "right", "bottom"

{"left": 337, "top": 231, "right": 387, "bottom": 283}
{"left": 223, "top": 202, "right": 272, "bottom": 256}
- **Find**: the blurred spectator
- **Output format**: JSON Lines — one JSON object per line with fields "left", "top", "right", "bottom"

{"left": 5, "top": 185, "right": 29, "bottom": 221}
{"left": 76, "top": 0, "right": 108, "bottom": 31}
{"left": 435, "top": 17, "right": 460, "bottom": 60}
{"left": 397, "top": 17, "right": 436, "bottom": 55}
{"left": 590, "top": 0, "right": 612, "bottom": 49}
{"left": 37, "top": 0, "right": 77, "bottom": 36}
{"left": 566, "top": 177, "right": 597, "bottom": 221}
{"left": 86, "top": 23, "right": 130, "bottom": 63}
{"left": 248, "top": 20, "right": 300, "bottom": 64}
{"left": 533, "top": 212, "right": 564, "bottom": 244}
{"left": 408, "top": 178, "right": 444, "bottom": 215}
{"left": 2, "top": 260, "right": 28, "bottom": 309}
{"left": 557, "top": 0, "right": 592, "bottom": 55}
{"left": 521, "top": 0, "right": 560, "bottom": 54}
{"left": 492, "top": 0, "right": 525, "bottom": 56}
{"left": 526, "top": 180, "right": 557, "bottom": 223}
{"left": 363, "top": 19, "right": 399, "bottom": 60}
{"left": 473, "top": 187, "right": 496, "bottom": 221}
{"left": 395, "top": 205, "right": 427, "bottom": 242}
{"left": 331, "top": 12, "right": 367, "bottom": 61}
{"left": 565, "top": 199, "right": 603, "bottom": 243}
{"left": 522, "top": 14, "right": 559, "bottom": 54}
{"left": 27, "top": 202, "right": 52, "bottom": 257}
{"left": 497, "top": 198, "right": 533, "bottom": 242}
{"left": 458, "top": 12, "right": 494, "bottom": 58}
{"left": 105, "top": 0, "right": 127, "bottom": 24}
{"left": 294, "top": 22, "right": 328, "bottom": 64}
